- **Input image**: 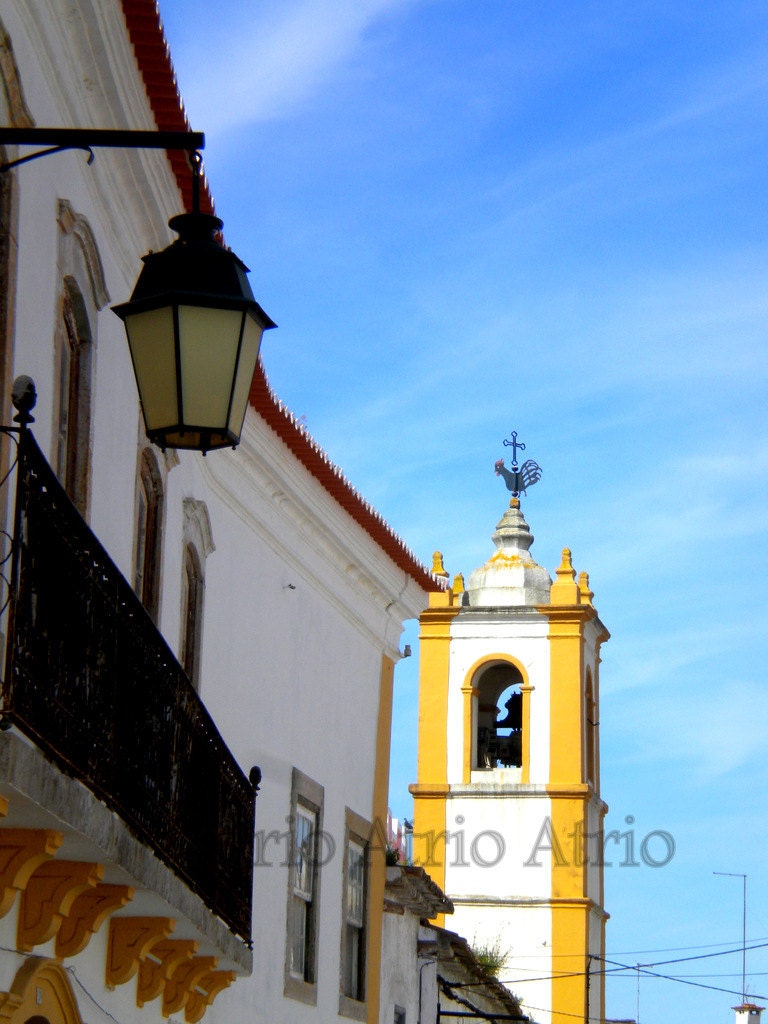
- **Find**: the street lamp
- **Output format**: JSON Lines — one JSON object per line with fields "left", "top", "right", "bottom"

{"left": 112, "top": 154, "right": 275, "bottom": 453}
{"left": 0, "top": 128, "right": 275, "bottom": 453}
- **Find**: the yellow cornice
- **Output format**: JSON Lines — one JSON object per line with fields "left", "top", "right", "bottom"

{"left": 538, "top": 604, "right": 596, "bottom": 625}
{"left": 545, "top": 783, "right": 590, "bottom": 798}
{"left": 409, "top": 783, "right": 450, "bottom": 798}
{"left": 420, "top": 605, "right": 461, "bottom": 628}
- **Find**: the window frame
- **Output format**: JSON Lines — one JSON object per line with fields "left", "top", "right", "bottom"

{"left": 53, "top": 200, "right": 109, "bottom": 522}
{"left": 134, "top": 447, "right": 164, "bottom": 622}
{"left": 54, "top": 279, "right": 93, "bottom": 518}
{"left": 284, "top": 769, "right": 324, "bottom": 1005}
{"left": 180, "top": 498, "right": 214, "bottom": 692}
{"left": 339, "top": 807, "right": 371, "bottom": 1021}
{"left": 181, "top": 542, "right": 204, "bottom": 688}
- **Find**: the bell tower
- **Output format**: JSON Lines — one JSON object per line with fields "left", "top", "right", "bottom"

{"left": 410, "top": 437, "right": 609, "bottom": 1024}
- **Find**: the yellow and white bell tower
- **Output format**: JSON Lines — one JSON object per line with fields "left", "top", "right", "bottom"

{"left": 410, "top": 444, "right": 609, "bottom": 1024}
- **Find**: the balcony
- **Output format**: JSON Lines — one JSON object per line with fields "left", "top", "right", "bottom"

{"left": 0, "top": 431, "right": 256, "bottom": 943}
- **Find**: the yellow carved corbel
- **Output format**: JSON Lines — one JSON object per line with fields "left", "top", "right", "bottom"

{"left": 136, "top": 938, "right": 197, "bottom": 1007}
{"left": 184, "top": 970, "right": 236, "bottom": 1023}
{"left": 106, "top": 916, "right": 174, "bottom": 988}
{"left": 55, "top": 883, "right": 133, "bottom": 959}
{"left": 18, "top": 861, "right": 102, "bottom": 952}
{"left": 162, "top": 956, "right": 217, "bottom": 1016}
{"left": 0, "top": 829, "right": 63, "bottom": 918}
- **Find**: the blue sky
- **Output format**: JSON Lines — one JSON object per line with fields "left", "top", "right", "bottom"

{"left": 159, "top": 3, "right": 768, "bottom": 1021}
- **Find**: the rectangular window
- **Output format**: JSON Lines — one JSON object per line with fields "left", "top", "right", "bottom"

{"left": 289, "top": 806, "right": 316, "bottom": 979}
{"left": 343, "top": 839, "right": 365, "bottom": 997}
{"left": 284, "top": 770, "right": 324, "bottom": 1005}
{"left": 339, "top": 808, "right": 371, "bottom": 1020}
{"left": 394, "top": 1006, "right": 406, "bottom": 1024}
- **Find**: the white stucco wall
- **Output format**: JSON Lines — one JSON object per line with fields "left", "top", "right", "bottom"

{"left": 379, "top": 910, "right": 425, "bottom": 1024}
{"left": 0, "top": 5, "right": 430, "bottom": 1024}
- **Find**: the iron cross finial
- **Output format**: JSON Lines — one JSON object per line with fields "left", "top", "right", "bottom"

{"left": 495, "top": 431, "right": 542, "bottom": 498}
{"left": 503, "top": 430, "right": 525, "bottom": 467}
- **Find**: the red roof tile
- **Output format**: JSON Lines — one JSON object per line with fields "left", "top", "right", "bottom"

{"left": 122, "top": 0, "right": 439, "bottom": 592}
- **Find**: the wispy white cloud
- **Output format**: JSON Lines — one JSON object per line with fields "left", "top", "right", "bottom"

{"left": 467, "top": 46, "right": 768, "bottom": 245}
{"left": 170, "top": 0, "right": 419, "bottom": 133}
{"left": 581, "top": 439, "right": 768, "bottom": 576}
{"left": 604, "top": 621, "right": 756, "bottom": 696}
{"left": 610, "top": 677, "right": 768, "bottom": 782}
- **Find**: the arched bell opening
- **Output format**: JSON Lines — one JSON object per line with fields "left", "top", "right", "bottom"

{"left": 474, "top": 662, "right": 524, "bottom": 769}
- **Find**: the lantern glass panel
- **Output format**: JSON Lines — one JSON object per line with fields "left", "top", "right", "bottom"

{"left": 227, "top": 313, "right": 264, "bottom": 436}
{"left": 124, "top": 306, "right": 178, "bottom": 430}
{"left": 178, "top": 305, "right": 243, "bottom": 427}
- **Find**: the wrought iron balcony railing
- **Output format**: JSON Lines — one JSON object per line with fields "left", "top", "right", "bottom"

{"left": 0, "top": 430, "right": 256, "bottom": 942}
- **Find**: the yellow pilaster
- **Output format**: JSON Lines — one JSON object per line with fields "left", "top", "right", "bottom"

{"left": 545, "top": 550, "right": 591, "bottom": 784}
{"left": 548, "top": 787, "right": 593, "bottom": 1023}
{"left": 542, "top": 548, "right": 606, "bottom": 1024}
{"left": 460, "top": 682, "right": 477, "bottom": 783}
{"left": 520, "top": 683, "right": 534, "bottom": 783}
{"left": 366, "top": 653, "right": 396, "bottom": 1024}
{"left": 550, "top": 897, "right": 591, "bottom": 1024}
{"left": 409, "top": 580, "right": 458, "bottom": 906}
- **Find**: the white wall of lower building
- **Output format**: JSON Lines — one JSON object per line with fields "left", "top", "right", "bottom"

{"left": 379, "top": 911, "right": 423, "bottom": 1024}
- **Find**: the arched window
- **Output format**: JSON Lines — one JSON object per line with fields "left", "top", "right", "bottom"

{"left": 181, "top": 543, "right": 204, "bottom": 687}
{"left": 53, "top": 201, "right": 108, "bottom": 520}
{"left": 55, "top": 279, "right": 92, "bottom": 515}
{"left": 475, "top": 663, "right": 524, "bottom": 769}
{"left": 134, "top": 448, "right": 164, "bottom": 621}
{"left": 180, "top": 498, "right": 214, "bottom": 691}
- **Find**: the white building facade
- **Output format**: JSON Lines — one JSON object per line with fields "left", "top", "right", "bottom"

{"left": 0, "top": 5, "right": 437, "bottom": 1024}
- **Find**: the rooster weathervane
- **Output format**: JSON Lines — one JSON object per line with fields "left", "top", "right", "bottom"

{"left": 494, "top": 431, "right": 542, "bottom": 497}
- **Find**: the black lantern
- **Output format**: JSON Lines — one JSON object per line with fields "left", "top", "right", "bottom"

{"left": 113, "top": 165, "right": 275, "bottom": 453}
{"left": 0, "top": 129, "right": 275, "bottom": 454}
